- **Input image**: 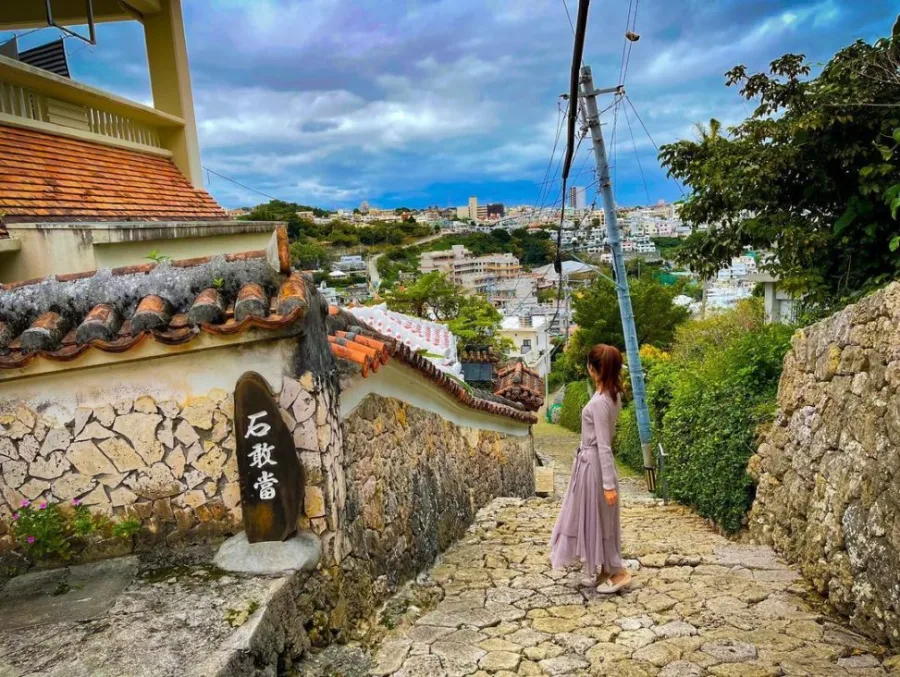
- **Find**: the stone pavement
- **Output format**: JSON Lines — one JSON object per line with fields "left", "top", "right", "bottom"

{"left": 365, "top": 423, "right": 897, "bottom": 677}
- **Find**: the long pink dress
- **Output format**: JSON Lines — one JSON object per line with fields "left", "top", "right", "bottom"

{"left": 549, "top": 389, "right": 623, "bottom": 575}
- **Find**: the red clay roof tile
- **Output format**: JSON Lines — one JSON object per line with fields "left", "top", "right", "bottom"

{"left": 0, "top": 124, "right": 226, "bottom": 222}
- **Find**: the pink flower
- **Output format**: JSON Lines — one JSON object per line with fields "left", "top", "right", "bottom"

{"left": 11, "top": 513, "right": 18, "bottom": 521}
{"left": 20, "top": 500, "right": 30, "bottom": 508}
{"left": 72, "top": 499, "right": 81, "bottom": 507}
{"left": 26, "top": 536, "right": 35, "bottom": 544}
{"left": 39, "top": 502, "right": 47, "bottom": 510}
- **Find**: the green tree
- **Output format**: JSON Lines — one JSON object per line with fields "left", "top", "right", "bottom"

{"left": 447, "top": 295, "right": 513, "bottom": 355}
{"left": 385, "top": 272, "right": 461, "bottom": 321}
{"left": 290, "top": 241, "right": 331, "bottom": 270}
{"left": 564, "top": 276, "right": 689, "bottom": 377}
{"left": 659, "top": 17, "right": 900, "bottom": 309}
{"left": 244, "top": 199, "right": 331, "bottom": 220}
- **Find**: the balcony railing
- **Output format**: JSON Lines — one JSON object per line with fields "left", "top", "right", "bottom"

{"left": 0, "top": 54, "right": 182, "bottom": 156}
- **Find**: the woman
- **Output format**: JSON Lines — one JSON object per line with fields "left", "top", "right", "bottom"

{"left": 549, "top": 343, "right": 632, "bottom": 593}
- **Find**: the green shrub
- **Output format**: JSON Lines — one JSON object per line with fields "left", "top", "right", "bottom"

{"left": 612, "top": 299, "right": 793, "bottom": 532}
{"left": 614, "top": 345, "right": 671, "bottom": 474}
{"left": 661, "top": 314, "right": 792, "bottom": 532}
{"left": 11, "top": 498, "right": 140, "bottom": 564}
{"left": 614, "top": 401, "right": 645, "bottom": 472}
{"left": 558, "top": 379, "right": 593, "bottom": 433}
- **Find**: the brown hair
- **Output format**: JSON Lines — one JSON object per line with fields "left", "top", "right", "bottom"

{"left": 587, "top": 344, "right": 624, "bottom": 398}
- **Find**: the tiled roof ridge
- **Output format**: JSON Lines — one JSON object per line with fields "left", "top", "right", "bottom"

{"left": 0, "top": 229, "right": 303, "bottom": 371}
{"left": 494, "top": 360, "right": 545, "bottom": 412}
{"left": 4, "top": 249, "right": 267, "bottom": 291}
{"left": 2, "top": 226, "right": 291, "bottom": 292}
{"left": 326, "top": 306, "right": 535, "bottom": 424}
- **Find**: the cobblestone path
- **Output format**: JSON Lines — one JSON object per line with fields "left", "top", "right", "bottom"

{"left": 366, "top": 424, "right": 896, "bottom": 677}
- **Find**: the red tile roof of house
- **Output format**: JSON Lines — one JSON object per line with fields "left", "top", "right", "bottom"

{"left": 494, "top": 361, "right": 545, "bottom": 412}
{"left": 0, "top": 124, "right": 226, "bottom": 222}
{"left": 326, "top": 307, "right": 536, "bottom": 424}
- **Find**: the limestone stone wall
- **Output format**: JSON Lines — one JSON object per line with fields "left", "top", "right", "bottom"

{"left": 334, "top": 394, "right": 533, "bottom": 610}
{"left": 0, "top": 372, "right": 341, "bottom": 558}
{"left": 749, "top": 281, "right": 900, "bottom": 647}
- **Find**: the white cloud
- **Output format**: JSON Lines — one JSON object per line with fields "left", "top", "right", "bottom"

{"left": 635, "top": 0, "right": 842, "bottom": 85}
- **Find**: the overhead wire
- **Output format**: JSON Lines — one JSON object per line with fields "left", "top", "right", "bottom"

{"left": 619, "top": 0, "right": 640, "bottom": 86}
{"left": 547, "top": 0, "right": 591, "bottom": 345}
{"left": 624, "top": 95, "right": 687, "bottom": 198}
{"left": 623, "top": 102, "right": 651, "bottom": 204}
{"left": 202, "top": 166, "right": 285, "bottom": 203}
{"left": 617, "top": 0, "right": 636, "bottom": 86}
{"left": 0, "top": 27, "right": 48, "bottom": 48}
{"left": 560, "top": 0, "right": 576, "bottom": 35}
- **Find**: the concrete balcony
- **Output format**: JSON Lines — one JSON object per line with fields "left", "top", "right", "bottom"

{"left": 0, "top": 54, "right": 183, "bottom": 160}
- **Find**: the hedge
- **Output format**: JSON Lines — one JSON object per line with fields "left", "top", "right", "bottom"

{"left": 612, "top": 300, "right": 793, "bottom": 532}
{"left": 558, "top": 379, "right": 593, "bottom": 433}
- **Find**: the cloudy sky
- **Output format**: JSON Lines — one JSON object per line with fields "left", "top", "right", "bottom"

{"left": 3, "top": 0, "right": 896, "bottom": 210}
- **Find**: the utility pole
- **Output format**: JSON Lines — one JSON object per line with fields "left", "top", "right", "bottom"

{"left": 580, "top": 64, "right": 657, "bottom": 491}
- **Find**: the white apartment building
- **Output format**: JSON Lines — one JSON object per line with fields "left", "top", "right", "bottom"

{"left": 488, "top": 278, "right": 537, "bottom": 312}
{"left": 499, "top": 315, "right": 551, "bottom": 377}
{"left": 717, "top": 255, "right": 759, "bottom": 281}
{"left": 334, "top": 255, "right": 367, "bottom": 272}
{"left": 419, "top": 245, "right": 522, "bottom": 293}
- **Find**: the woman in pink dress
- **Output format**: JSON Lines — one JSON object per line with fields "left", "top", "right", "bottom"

{"left": 549, "top": 344, "right": 632, "bottom": 593}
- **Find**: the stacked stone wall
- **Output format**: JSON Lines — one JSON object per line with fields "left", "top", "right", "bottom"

{"left": 315, "top": 393, "right": 533, "bottom": 630}
{"left": 0, "top": 372, "right": 340, "bottom": 559}
{"left": 749, "top": 281, "right": 900, "bottom": 647}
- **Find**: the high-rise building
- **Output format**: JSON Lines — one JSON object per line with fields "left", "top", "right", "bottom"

{"left": 468, "top": 196, "right": 479, "bottom": 220}
{"left": 568, "top": 186, "right": 586, "bottom": 210}
{"left": 359, "top": 200, "right": 369, "bottom": 214}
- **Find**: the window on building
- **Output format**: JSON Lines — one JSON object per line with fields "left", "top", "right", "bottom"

{"left": 521, "top": 339, "right": 532, "bottom": 354}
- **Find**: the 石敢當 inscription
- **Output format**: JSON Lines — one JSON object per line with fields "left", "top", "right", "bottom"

{"left": 234, "top": 372, "right": 304, "bottom": 543}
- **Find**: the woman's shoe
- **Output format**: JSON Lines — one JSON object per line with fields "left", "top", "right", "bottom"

{"left": 579, "top": 571, "right": 611, "bottom": 588}
{"left": 596, "top": 571, "right": 632, "bottom": 594}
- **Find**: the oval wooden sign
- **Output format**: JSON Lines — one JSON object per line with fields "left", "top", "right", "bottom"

{"left": 234, "top": 372, "right": 304, "bottom": 543}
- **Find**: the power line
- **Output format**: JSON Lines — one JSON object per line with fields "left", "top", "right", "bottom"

{"left": 560, "top": 0, "right": 576, "bottom": 35}
{"left": 556, "top": 0, "right": 591, "bottom": 305}
{"left": 624, "top": 103, "right": 651, "bottom": 204}
{"left": 619, "top": 0, "right": 640, "bottom": 86}
{"left": 535, "top": 101, "right": 568, "bottom": 210}
{"left": 617, "top": 0, "right": 636, "bottom": 86}
{"left": 202, "top": 166, "right": 284, "bottom": 202}
{"left": 0, "top": 27, "right": 49, "bottom": 48}
{"left": 823, "top": 102, "right": 900, "bottom": 107}
{"left": 624, "top": 95, "right": 687, "bottom": 198}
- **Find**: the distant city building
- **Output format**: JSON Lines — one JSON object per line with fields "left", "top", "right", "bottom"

{"left": 420, "top": 245, "right": 522, "bottom": 294}
{"left": 359, "top": 200, "right": 370, "bottom": 214}
{"left": 296, "top": 210, "right": 315, "bottom": 220}
{"left": 334, "top": 255, "right": 367, "bottom": 272}
{"left": 488, "top": 277, "right": 537, "bottom": 311}
{"left": 568, "top": 186, "right": 586, "bottom": 210}
{"left": 487, "top": 203, "right": 505, "bottom": 218}
{"left": 531, "top": 260, "right": 599, "bottom": 285}
{"left": 468, "top": 196, "right": 478, "bottom": 220}
{"left": 457, "top": 206, "right": 471, "bottom": 220}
